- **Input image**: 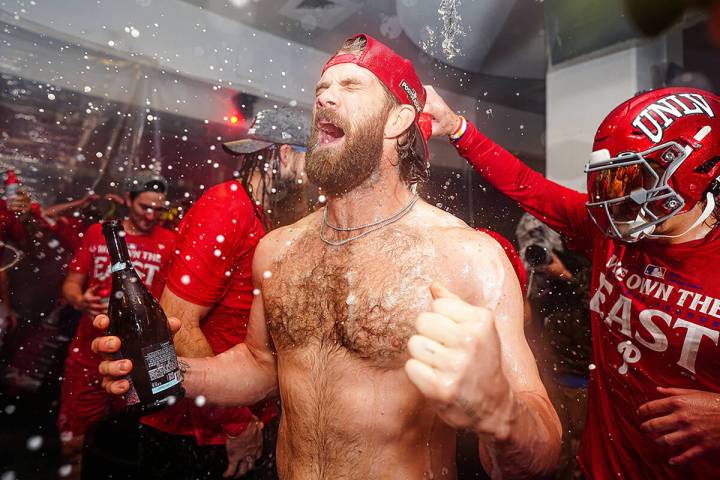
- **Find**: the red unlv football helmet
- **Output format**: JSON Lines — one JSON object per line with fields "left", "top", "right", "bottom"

{"left": 585, "top": 87, "right": 720, "bottom": 242}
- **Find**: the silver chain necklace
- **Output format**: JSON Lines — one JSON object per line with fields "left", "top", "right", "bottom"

{"left": 319, "top": 194, "right": 420, "bottom": 246}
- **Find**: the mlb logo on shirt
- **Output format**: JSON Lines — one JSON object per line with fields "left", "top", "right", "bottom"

{"left": 644, "top": 264, "right": 667, "bottom": 279}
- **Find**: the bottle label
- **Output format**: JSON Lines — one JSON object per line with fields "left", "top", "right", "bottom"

{"left": 142, "top": 341, "right": 182, "bottom": 395}
{"left": 111, "top": 261, "right": 128, "bottom": 273}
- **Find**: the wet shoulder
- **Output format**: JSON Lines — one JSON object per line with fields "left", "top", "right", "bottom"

{"left": 255, "top": 210, "right": 320, "bottom": 266}
{"left": 412, "top": 200, "right": 469, "bottom": 230}
{"left": 412, "top": 204, "right": 508, "bottom": 301}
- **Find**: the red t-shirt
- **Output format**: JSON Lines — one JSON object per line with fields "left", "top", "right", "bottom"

{"left": 476, "top": 228, "right": 527, "bottom": 295}
{"left": 66, "top": 222, "right": 176, "bottom": 368}
{"left": 141, "top": 180, "right": 274, "bottom": 445}
{"left": 456, "top": 121, "right": 720, "bottom": 479}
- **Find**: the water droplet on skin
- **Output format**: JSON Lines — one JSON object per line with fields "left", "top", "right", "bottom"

{"left": 263, "top": 271, "right": 272, "bottom": 280}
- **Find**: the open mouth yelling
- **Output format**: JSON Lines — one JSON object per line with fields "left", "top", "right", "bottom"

{"left": 316, "top": 120, "right": 345, "bottom": 146}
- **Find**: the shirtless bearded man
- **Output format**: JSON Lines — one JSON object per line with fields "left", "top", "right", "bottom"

{"left": 93, "top": 33, "right": 561, "bottom": 479}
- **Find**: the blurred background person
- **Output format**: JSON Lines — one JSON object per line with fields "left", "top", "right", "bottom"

{"left": 136, "top": 106, "right": 309, "bottom": 480}
{"left": 0, "top": 170, "right": 51, "bottom": 364}
{"left": 0, "top": 184, "right": 32, "bottom": 343}
{"left": 57, "top": 170, "right": 174, "bottom": 480}
{"left": 516, "top": 212, "right": 592, "bottom": 480}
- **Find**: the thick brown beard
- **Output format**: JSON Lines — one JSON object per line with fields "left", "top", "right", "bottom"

{"left": 306, "top": 107, "right": 386, "bottom": 196}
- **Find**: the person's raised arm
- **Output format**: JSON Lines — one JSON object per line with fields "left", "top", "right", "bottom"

{"left": 424, "top": 86, "right": 592, "bottom": 247}
{"left": 42, "top": 194, "right": 102, "bottom": 219}
{"left": 406, "top": 229, "right": 561, "bottom": 478}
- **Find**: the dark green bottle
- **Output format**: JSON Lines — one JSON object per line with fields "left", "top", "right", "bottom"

{"left": 102, "top": 220, "right": 183, "bottom": 414}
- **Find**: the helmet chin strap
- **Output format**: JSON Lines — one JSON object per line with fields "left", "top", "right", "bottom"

{"left": 644, "top": 192, "right": 716, "bottom": 240}
{"left": 617, "top": 215, "right": 656, "bottom": 241}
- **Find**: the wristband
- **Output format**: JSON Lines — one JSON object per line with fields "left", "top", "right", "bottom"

{"left": 449, "top": 116, "right": 467, "bottom": 142}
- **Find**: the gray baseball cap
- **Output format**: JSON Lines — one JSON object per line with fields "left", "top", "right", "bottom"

{"left": 223, "top": 106, "right": 310, "bottom": 155}
{"left": 124, "top": 169, "right": 168, "bottom": 194}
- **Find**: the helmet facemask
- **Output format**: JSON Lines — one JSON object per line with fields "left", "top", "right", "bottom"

{"left": 585, "top": 141, "right": 689, "bottom": 242}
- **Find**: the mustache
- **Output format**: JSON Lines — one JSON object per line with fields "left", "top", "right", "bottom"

{"left": 313, "top": 108, "right": 351, "bottom": 132}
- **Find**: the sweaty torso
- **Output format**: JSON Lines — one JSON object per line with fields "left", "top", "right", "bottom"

{"left": 262, "top": 205, "right": 472, "bottom": 480}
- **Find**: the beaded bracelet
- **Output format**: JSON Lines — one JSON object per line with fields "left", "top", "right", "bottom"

{"left": 449, "top": 115, "right": 467, "bottom": 142}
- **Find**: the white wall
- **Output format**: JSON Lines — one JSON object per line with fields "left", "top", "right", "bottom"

{"left": 546, "top": 34, "right": 682, "bottom": 191}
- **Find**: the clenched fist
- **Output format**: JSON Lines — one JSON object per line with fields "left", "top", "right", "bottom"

{"left": 422, "top": 86, "right": 462, "bottom": 137}
{"left": 405, "top": 283, "right": 515, "bottom": 440}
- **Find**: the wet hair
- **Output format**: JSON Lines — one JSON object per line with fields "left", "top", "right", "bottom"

{"left": 233, "top": 145, "right": 279, "bottom": 227}
{"left": 128, "top": 180, "right": 167, "bottom": 201}
{"left": 335, "top": 37, "right": 428, "bottom": 185}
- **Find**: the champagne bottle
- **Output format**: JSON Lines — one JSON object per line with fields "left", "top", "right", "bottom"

{"left": 102, "top": 220, "right": 183, "bottom": 414}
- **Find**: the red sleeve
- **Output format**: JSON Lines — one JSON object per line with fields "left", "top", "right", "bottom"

{"left": 187, "top": 400, "right": 277, "bottom": 441}
{"left": 455, "top": 122, "right": 594, "bottom": 251}
{"left": 166, "top": 186, "right": 252, "bottom": 306}
{"left": 150, "top": 228, "right": 177, "bottom": 296}
{"left": 188, "top": 404, "right": 255, "bottom": 440}
{"left": 68, "top": 223, "right": 99, "bottom": 276}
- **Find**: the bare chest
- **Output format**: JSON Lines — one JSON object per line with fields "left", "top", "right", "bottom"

{"left": 264, "top": 228, "right": 436, "bottom": 365}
